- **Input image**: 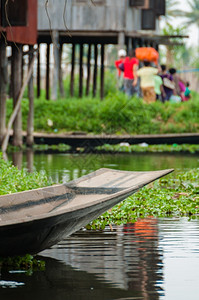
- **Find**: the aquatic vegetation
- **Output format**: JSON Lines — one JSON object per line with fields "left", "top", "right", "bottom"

{"left": 87, "top": 168, "right": 199, "bottom": 229}
{"left": 0, "top": 154, "right": 51, "bottom": 195}
{"left": 0, "top": 254, "right": 45, "bottom": 274}
{"left": 96, "top": 143, "right": 199, "bottom": 154}
{"left": 32, "top": 143, "right": 71, "bottom": 152}
{"left": 0, "top": 156, "right": 50, "bottom": 267}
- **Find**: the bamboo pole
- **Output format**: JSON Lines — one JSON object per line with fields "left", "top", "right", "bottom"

{"left": 1, "top": 54, "right": 36, "bottom": 153}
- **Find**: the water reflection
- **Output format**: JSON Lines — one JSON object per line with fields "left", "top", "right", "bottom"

{"left": 0, "top": 217, "right": 162, "bottom": 300}
{"left": 8, "top": 150, "right": 199, "bottom": 184}
{"left": 41, "top": 217, "right": 162, "bottom": 300}
{"left": 1, "top": 217, "right": 199, "bottom": 299}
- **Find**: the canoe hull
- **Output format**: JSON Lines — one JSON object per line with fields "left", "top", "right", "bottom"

{"left": 0, "top": 168, "right": 174, "bottom": 256}
{"left": 0, "top": 191, "right": 133, "bottom": 256}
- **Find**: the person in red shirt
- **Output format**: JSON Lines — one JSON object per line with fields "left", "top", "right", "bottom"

{"left": 115, "top": 49, "right": 126, "bottom": 91}
{"left": 119, "top": 49, "right": 139, "bottom": 97}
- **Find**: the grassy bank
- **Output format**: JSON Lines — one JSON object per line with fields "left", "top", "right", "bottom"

{"left": 6, "top": 91, "right": 199, "bottom": 135}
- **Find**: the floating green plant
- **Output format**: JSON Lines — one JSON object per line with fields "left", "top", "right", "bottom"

{"left": 87, "top": 168, "right": 199, "bottom": 229}
{"left": 0, "top": 254, "right": 45, "bottom": 274}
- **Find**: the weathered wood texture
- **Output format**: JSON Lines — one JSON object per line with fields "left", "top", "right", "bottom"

{"left": 38, "top": 0, "right": 145, "bottom": 33}
{"left": 52, "top": 30, "right": 59, "bottom": 101}
{"left": 0, "top": 168, "right": 173, "bottom": 256}
{"left": 11, "top": 44, "right": 23, "bottom": 148}
{"left": 93, "top": 44, "right": 98, "bottom": 97}
{"left": 100, "top": 44, "right": 105, "bottom": 99}
{"left": 27, "top": 45, "right": 34, "bottom": 147}
{"left": 59, "top": 43, "right": 65, "bottom": 98}
{"left": 46, "top": 43, "right": 50, "bottom": 99}
{"left": 37, "top": 44, "right": 41, "bottom": 98}
{"left": 79, "top": 44, "right": 83, "bottom": 97}
{"left": 6, "top": 0, "right": 37, "bottom": 45}
{"left": 70, "top": 43, "right": 76, "bottom": 96}
{"left": 1, "top": 52, "right": 36, "bottom": 152}
{"left": 86, "top": 44, "right": 91, "bottom": 96}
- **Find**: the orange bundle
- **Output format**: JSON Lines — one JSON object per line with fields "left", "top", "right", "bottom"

{"left": 135, "top": 47, "right": 159, "bottom": 65}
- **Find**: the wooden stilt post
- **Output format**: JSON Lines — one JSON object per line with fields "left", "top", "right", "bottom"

{"left": 70, "top": 43, "right": 75, "bottom": 97}
{"left": 155, "top": 43, "right": 159, "bottom": 52}
{"left": 52, "top": 30, "right": 59, "bottom": 101}
{"left": 12, "top": 43, "right": 23, "bottom": 148}
{"left": 2, "top": 53, "right": 36, "bottom": 152}
{"left": 37, "top": 43, "right": 41, "bottom": 98}
{"left": 12, "top": 151, "right": 23, "bottom": 169}
{"left": 93, "top": 44, "right": 98, "bottom": 97}
{"left": 118, "top": 32, "right": 125, "bottom": 51}
{"left": 132, "top": 38, "right": 137, "bottom": 51}
{"left": 27, "top": 45, "right": 34, "bottom": 147}
{"left": 46, "top": 43, "right": 50, "bottom": 100}
{"left": 138, "top": 38, "right": 144, "bottom": 47}
{"left": 128, "top": 37, "right": 132, "bottom": 53}
{"left": 59, "top": 43, "right": 65, "bottom": 98}
{"left": 26, "top": 148, "right": 34, "bottom": 172}
{"left": 0, "top": 38, "right": 8, "bottom": 145}
{"left": 21, "top": 47, "right": 24, "bottom": 84}
{"left": 100, "top": 44, "right": 105, "bottom": 100}
{"left": 144, "top": 40, "right": 149, "bottom": 47}
{"left": 86, "top": 44, "right": 91, "bottom": 96}
{"left": 79, "top": 43, "right": 83, "bottom": 98}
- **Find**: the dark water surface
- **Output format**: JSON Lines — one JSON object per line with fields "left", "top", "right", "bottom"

{"left": 1, "top": 151, "right": 199, "bottom": 299}
{"left": 9, "top": 150, "right": 199, "bottom": 183}
{"left": 1, "top": 218, "right": 199, "bottom": 300}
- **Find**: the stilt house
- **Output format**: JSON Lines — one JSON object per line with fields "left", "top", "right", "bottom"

{"left": 37, "top": 0, "right": 166, "bottom": 99}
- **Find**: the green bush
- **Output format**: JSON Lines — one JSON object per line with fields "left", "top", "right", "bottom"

{"left": 6, "top": 88, "right": 199, "bottom": 135}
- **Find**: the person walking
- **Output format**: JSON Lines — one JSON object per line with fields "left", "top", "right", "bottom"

{"left": 119, "top": 49, "right": 139, "bottom": 97}
{"left": 184, "top": 82, "right": 191, "bottom": 101}
{"left": 135, "top": 60, "right": 159, "bottom": 104}
{"left": 154, "top": 74, "right": 165, "bottom": 101}
{"left": 160, "top": 65, "right": 174, "bottom": 102}
{"left": 115, "top": 49, "right": 126, "bottom": 91}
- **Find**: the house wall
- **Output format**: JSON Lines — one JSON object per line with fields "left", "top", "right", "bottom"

{"left": 37, "top": 0, "right": 143, "bottom": 32}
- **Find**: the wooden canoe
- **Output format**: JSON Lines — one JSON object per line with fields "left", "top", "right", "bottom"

{"left": 0, "top": 168, "right": 173, "bottom": 256}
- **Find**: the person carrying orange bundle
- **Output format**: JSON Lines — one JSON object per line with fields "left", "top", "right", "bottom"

{"left": 135, "top": 47, "right": 159, "bottom": 65}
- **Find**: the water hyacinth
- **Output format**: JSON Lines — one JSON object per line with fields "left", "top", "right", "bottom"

{"left": 0, "top": 154, "right": 51, "bottom": 195}
{"left": 87, "top": 168, "right": 199, "bottom": 230}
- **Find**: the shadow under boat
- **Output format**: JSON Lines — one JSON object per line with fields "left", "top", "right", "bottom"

{"left": 0, "top": 168, "right": 173, "bottom": 256}
{"left": 0, "top": 256, "right": 145, "bottom": 300}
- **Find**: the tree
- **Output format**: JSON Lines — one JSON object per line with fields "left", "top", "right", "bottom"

{"left": 162, "top": 22, "right": 187, "bottom": 66}
{"left": 165, "top": 0, "right": 180, "bottom": 20}
{"left": 176, "top": 0, "right": 199, "bottom": 45}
